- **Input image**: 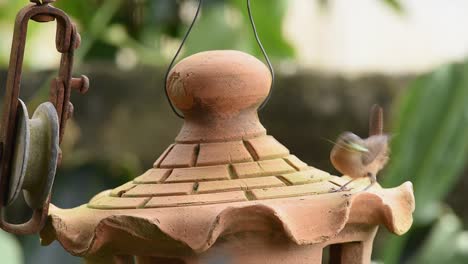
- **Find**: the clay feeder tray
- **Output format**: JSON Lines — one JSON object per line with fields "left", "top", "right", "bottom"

{"left": 41, "top": 50, "right": 415, "bottom": 264}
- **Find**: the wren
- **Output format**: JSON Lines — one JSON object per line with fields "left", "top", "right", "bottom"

{"left": 330, "top": 105, "right": 389, "bottom": 192}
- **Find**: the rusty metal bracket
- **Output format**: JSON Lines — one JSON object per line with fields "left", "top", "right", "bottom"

{"left": 0, "top": 0, "right": 88, "bottom": 235}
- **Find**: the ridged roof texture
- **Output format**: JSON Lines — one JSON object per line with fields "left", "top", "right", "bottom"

{"left": 41, "top": 50, "right": 415, "bottom": 258}
{"left": 88, "top": 135, "right": 346, "bottom": 210}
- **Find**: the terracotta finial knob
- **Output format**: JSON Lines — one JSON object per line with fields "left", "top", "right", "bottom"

{"left": 167, "top": 50, "right": 272, "bottom": 142}
{"left": 167, "top": 50, "right": 271, "bottom": 116}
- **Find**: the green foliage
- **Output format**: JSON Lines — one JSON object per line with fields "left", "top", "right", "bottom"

{"left": 0, "top": 1, "right": 26, "bottom": 23}
{"left": 181, "top": 3, "right": 247, "bottom": 56}
{"left": 0, "top": 0, "right": 408, "bottom": 68}
{"left": 180, "top": 0, "right": 294, "bottom": 61}
{"left": 0, "top": 0, "right": 295, "bottom": 68}
{"left": 380, "top": 62, "right": 468, "bottom": 263}
{"left": 230, "top": 0, "right": 295, "bottom": 59}
{"left": 383, "top": 62, "right": 468, "bottom": 223}
{"left": 409, "top": 212, "right": 468, "bottom": 264}
{"left": 383, "top": 0, "right": 403, "bottom": 12}
{"left": 318, "top": 0, "right": 403, "bottom": 13}
{"left": 0, "top": 231, "right": 23, "bottom": 264}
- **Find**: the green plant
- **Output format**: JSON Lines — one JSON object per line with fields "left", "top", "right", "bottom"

{"left": 0, "top": 230, "right": 23, "bottom": 264}
{"left": 409, "top": 212, "right": 468, "bottom": 264}
{"left": 380, "top": 62, "right": 468, "bottom": 263}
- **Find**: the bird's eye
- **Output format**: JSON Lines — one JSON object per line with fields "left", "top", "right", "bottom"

{"left": 343, "top": 139, "right": 350, "bottom": 144}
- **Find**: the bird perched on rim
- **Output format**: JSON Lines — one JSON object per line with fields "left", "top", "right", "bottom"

{"left": 330, "top": 104, "right": 390, "bottom": 192}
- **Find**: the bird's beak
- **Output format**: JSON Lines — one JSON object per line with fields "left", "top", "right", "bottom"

{"left": 348, "top": 142, "right": 369, "bottom": 152}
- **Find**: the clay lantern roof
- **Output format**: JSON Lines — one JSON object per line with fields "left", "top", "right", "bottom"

{"left": 40, "top": 50, "right": 415, "bottom": 264}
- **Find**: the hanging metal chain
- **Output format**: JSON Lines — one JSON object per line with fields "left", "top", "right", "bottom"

{"left": 164, "top": 0, "right": 275, "bottom": 119}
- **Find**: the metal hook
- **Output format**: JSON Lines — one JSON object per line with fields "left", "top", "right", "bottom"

{"left": 164, "top": 0, "right": 275, "bottom": 119}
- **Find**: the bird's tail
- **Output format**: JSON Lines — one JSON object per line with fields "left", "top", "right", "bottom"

{"left": 369, "top": 104, "right": 384, "bottom": 136}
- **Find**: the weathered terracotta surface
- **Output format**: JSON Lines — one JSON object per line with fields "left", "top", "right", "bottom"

{"left": 166, "top": 50, "right": 270, "bottom": 143}
{"left": 41, "top": 50, "right": 415, "bottom": 263}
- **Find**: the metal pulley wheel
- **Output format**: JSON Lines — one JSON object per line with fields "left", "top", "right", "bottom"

{"left": 6, "top": 99, "right": 60, "bottom": 209}
{"left": 0, "top": 0, "right": 86, "bottom": 235}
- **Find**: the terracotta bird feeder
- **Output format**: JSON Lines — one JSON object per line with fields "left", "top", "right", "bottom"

{"left": 38, "top": 50, "right": 415, "bottom": 263}
{"left": 1, "top": 1, "right": 415, "bottom": 264}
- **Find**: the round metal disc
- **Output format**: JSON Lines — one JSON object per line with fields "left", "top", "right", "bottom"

{"left": 23, "top": 102, "right": 59, "bottom": 209}
{"left": 6, "top": 99, "right": 31, "bottom": 205}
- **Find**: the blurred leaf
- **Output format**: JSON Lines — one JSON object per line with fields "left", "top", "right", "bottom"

{"left": 383, "top": 63, "right": 468, "bottom": 223}
{"left": 182, "top": 3, "right": 244, "bottom": 55}
{"left": 230, "top": 0, "right": 294, "bottom": 59}
{"left": 384, "top": 0, "right": 403, "bottom": 12}
{"left": 318, "top": 0, "right": 329, "bottom": 10}
{"left": 314, "top": 0, "right": 403, "bottom": 13}
{"left": 0, "top": 2, "right": 55, "bottom": 68}
{"left": 27, "top": 0, "right": 124, "bottom": 107}
{"left": 380, "top": 234, "right": 409, "bottom": 264}
{"left": 0, "top": 1, "right": 26, "bottom": 20}
{"left": 410, "top": 212, "right": 468, "bottom": 264}
{"left": 177, "top": 0, "right": 294, "bottom": 61}
{"left": 75, "top": 0, "right": 124, "bottom": 63}
{"left": 54, "top": 1, "right": 98, "bottom": 27}
{"left": 0, "top": 231, "right": 23, "bottom": 264}
{"left": 381, "top": 62, "right": 468, "bottom": 263}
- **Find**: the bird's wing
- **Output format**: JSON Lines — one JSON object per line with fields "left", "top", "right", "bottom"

{"left": 362, "top": 135, "right": 389, "bottom": 165}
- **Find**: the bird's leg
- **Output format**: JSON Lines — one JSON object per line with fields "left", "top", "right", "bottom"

{"left": 331, "top": 178, "right": 357, "bottom": 192}
{"left": 362, "top": 173, "right": 377, "bottom": 191}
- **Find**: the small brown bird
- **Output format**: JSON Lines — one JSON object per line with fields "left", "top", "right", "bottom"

{"left": 330, "top": 105, "right": 390, "bottom": 192}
